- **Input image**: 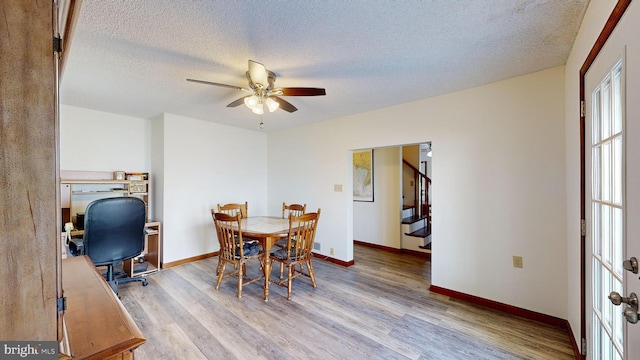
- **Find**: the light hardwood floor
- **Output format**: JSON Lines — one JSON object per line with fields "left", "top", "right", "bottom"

{"left": 118, "top": 244, "right": 575, "bottom": 359}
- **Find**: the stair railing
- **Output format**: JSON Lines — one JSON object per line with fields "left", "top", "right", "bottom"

{"left": 402, "top": 159, "right": 431, "bottom": 221}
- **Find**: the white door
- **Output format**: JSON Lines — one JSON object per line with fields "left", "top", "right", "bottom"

{"left": 585, "top": 3, "right": 640, "bottom": 359}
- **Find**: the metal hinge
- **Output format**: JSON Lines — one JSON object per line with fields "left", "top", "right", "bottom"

{"left": 581, "top": 337, "right": 587, "bottom": 355}
{"left": 53, "top": 36, "right": 62, "bottom": 53}
{"left": 580, "top": 100, "right": 585, "bottom": 117}
{"left": 57, "top": 296, "right": 66, "bottom": 312}
{"left": 581, "top": 219, "right": 586, "bottom": 237}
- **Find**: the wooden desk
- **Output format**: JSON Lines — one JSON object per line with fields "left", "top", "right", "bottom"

{"left": 62, "top": 256, "right": 145, "bottom": 359}
{"left": 67, "top": 221, "right": 162, "bottom": 278}
{"left": 237, "top": 216, "right": 290, "bottom": 301}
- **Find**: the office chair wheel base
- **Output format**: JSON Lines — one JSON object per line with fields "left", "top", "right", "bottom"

{"left": 142, "top": 279, "right": 149, "bottom": 286}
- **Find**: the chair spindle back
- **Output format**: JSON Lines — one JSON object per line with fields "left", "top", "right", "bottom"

{"left": 217, "top": 202, "right": 248, "bottom": 219}
{"left": 282, "top": 202, "right": 306, "bottom": 220}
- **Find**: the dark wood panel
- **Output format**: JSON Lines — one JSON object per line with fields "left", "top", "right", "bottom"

{"left": 0, "top": 0, "right": 57, "bottom": 341}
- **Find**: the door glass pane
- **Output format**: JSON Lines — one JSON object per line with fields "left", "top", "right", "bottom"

{"left": 613, "top": 278, "right": 624, "bottom": 350}
{"left": 594, "top": 258, "right": 602, "bottom": 314}
{"left": 602, "top": 142, "right": 611, "bottom": 202}
{"left": 603, "top": 271, "right": 613, "bottom": 330}
{"left": 602, "top": 204, "right": 612, "bottom": 265}
{"left": 594, "top": 312, "right": 602, "bottom": 357}
{"left": 613, "top": 207, "right": 623, "bottom": 276}
{"left": 604, "top": 334, "right": 613, "bottom": 359}
{"left": 593, "top": 203, "right": 601, "bottom": 257}
{"left": 593, "top": 87, "right": 601, "bottom": 143}
{"left": 593, "top": 146, "right": 601, "bottom": 200}
{"left": 613, "top": 136, "right": 622, "bottom": 204}
{"left": 602, "top": 79, "right": 611, "bottom": 139}
{"left": 613, "top": 67, "right": 622, "bottom": 134}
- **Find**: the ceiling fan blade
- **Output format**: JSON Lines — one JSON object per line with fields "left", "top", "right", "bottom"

{"left": 248, "top": 60, "right": 268, "bottom": 87}
{"left": 272, "top": 96, "right": 298, "bottom": 113}
{"left": 226, "top": 97, "right": 247, "bottom": 107}
{"left": 279, "top": 87, "right": 326, "bottom": 96}
{"left": 186, "top": 78, "right": 243, "bottom": 90}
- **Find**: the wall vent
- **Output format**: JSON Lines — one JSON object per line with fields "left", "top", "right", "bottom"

{"left": 313, "top": 242, "right": 321, "bottom": 251}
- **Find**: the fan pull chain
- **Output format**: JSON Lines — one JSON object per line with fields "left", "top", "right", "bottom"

{"left": 259, "top": 115, "right": 264, "bottom": 129}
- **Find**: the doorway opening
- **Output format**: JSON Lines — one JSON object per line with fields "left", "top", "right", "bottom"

{"left": 352, "top": 143, "right": 432, "bottom": 262}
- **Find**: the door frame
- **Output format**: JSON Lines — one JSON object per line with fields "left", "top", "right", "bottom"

{"left": 579, "top": 0, "right": 632, "bottom": 357}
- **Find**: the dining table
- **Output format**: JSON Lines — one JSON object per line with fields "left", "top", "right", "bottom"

{"left": 235, "top": 216, "right": 291, "bottom": 301}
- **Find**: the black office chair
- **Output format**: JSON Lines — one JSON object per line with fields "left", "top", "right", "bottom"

{"left": 69, "top": 197, "right": 149, "bottom": 295}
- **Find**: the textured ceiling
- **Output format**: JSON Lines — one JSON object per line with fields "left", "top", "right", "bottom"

{"left": 61, "top": 0, "right": 589, "bottom": 132}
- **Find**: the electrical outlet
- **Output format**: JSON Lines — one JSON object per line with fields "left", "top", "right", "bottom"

{"left": 334, "top": 184, "right": 343, "bottom": 192}
{"left": 513, "top": 256, "right": 523, "bottom": 268}
{"left": 330, "top": 248, "right": 334, "bottom": 256}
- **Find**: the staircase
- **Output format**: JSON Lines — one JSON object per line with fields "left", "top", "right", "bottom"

{"left": 401, "top": 206, "right": 431, "bottom": 251}
{"left": 402, "top": 159, "right": 431, "bottom": 252}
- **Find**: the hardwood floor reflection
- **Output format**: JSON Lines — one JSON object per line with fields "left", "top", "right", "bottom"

{"left": 118, "top": 244, "right": 574, "bottom": 360}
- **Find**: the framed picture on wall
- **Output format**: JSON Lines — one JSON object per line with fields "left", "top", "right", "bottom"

{"left": 353, "top": 149, "right": 374, "bottom": 202}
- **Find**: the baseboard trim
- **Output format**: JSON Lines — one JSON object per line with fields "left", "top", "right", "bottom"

{"left": 354, "top": 240, "right": 401, "bottom": 254}
{"left": 429, "top": 285, "right": 566, "bottom": 326}
{"left": 429, "top": 285, "right": 582, "bottom": 359}
{"left": 163, "top": 251, "right": 355, "bottom": 268}
{"left": 163, "top": 252, "right": 217, "bottom": 269}
{"left": 312, "top": 252, "right": 355, "bottom": 267}
{"left": 354, "top": 240, "right": 431, "bottom": 260}
{"left": 565, "top": 317, "right": 581, "bottom": 359}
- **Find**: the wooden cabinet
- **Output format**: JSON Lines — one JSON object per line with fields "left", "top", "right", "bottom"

{"left": 124, "top": 221, "right": 162, "bottom": 277}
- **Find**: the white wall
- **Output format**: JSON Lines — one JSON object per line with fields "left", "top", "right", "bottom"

{"left": 353, "top": 147, "right": 401, "bottom": 248}
{"left": 150, "top": 113, "right": 164, "bottom": 227}
{"left": 563, "top": 0, "right": 627, "bottom": 346}
{"left": 268, "top": 66, "right": 567, "bottom": 318}
{"left": 60, "top": 106, "right": 268, "bottom": 264}
{"left": 60, "top": 105, "right": 153, "bottom": 218}
{"left": 60, "top": 105, "right": 150, "bottom": 172}
{"left": 151, "top": 113, "right": 268, "bottom": 263}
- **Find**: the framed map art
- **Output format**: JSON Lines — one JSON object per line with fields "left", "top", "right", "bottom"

{"left": 353, "top": 149, "right": 374, "bottom": 202}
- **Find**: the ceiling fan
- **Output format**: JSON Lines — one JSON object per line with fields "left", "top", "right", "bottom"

{"left": 187, "top": 60, "right": 326, "bottom": 114}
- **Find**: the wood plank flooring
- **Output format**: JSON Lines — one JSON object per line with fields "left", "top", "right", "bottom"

{"left": 118, "top": 244, "right": 575, "bottom": 359}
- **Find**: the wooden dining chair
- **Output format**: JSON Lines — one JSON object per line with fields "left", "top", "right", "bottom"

{"left": 217, "top": 202, "right": 248, "bottom": 218}
{"left": 218, "top": 201, "right": 260, "bottom": 245}
{"left": 212, "top": 212, "right": 263, "bottom": 299}
{"left": 275, "top": 203, "right": 306, "bottom": 247}
{"left": 275, "top": 203, "right": 307, "bottom": 277}
{"left": 269, "top": 209, "right": 321, "bottom": 300}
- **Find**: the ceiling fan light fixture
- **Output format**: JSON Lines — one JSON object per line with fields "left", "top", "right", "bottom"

{"left": 251, "top": 103, "right": 264, "bottom": 115}
{"left": 244, "top": 95, "right": 259, "bottom": 109}
{"left": 265, "top": 97, "right": 279, "bottom": 112}
{"left": 188, "top": 60, "right": 325, "bottom": 116}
